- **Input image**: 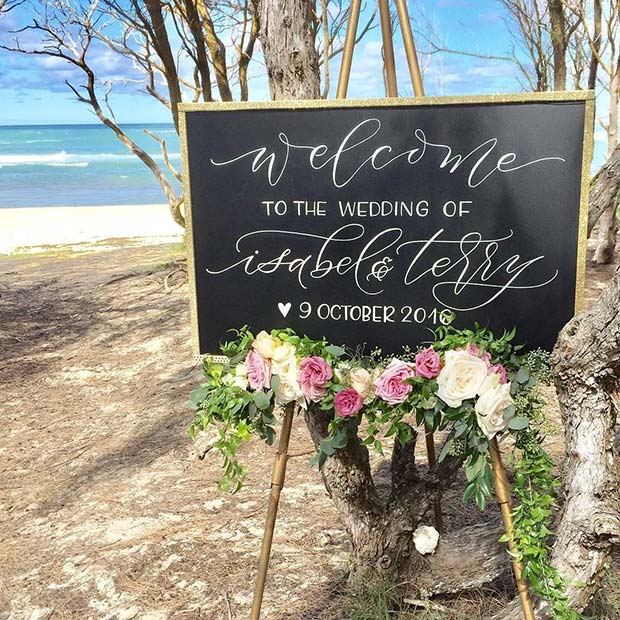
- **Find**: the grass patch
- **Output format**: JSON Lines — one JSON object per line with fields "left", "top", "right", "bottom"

{"left": 587, "top": 560, "right": 620, "bottom": 619}
{"left": 342, "top": 574, "right": 508, "bottom": 620}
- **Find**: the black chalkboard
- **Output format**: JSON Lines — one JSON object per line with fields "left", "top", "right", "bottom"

{"left": 180, "top": 94, "right": 592, "bottom": 356}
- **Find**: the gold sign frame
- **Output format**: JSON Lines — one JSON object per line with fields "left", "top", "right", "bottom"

{"left": 179, "top": 90, "right": 594, "bottom": 360}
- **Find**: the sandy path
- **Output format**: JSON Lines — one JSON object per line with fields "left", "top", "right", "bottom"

{"left": 0, "top": 242, "right": 615, "bottom": 620}
{"left": 0, "top": 246, "right": 348, "bottom": 620}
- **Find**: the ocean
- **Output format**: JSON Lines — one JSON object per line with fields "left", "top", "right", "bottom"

{"left": 0, "top": 123, "right": 181, "bottom": 207}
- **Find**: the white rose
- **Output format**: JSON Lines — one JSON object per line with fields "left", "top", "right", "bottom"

{"left": 232, "top": 363, "right": 248, "bottom": 390}
{"left": 413, "top": 525, "right": 440, "bottom": 555}
{"left": 274, "top": 369, "right": 306, "bottom": 408}
{"left": 349, "top": 368, "right": 375, "bottom": 403}
{"left": 271, "top": 342, "right": 297, "bottom": 376}
{"left": 252, "top": 330, "right": 279, "bottom": 359}
{"left": 437, "top": 350, "right": 488, "bottom": 408}
{"left": 478, "top": 371, "right": 500, "bottom": 395}
{"left": 475, "top": 381, "right": 514, "bottom": 439}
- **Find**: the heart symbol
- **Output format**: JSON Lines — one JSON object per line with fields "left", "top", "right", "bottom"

{"left": 278, "top": 302, "right": 292, "bottom": 318}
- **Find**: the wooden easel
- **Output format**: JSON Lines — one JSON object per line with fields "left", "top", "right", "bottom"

{"left": 250, "top": 2, "right": 535, "bottom": 619}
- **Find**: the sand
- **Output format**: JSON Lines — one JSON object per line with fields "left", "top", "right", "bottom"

{"left": 0, "top": 204, "right": 183, "bottom": 254}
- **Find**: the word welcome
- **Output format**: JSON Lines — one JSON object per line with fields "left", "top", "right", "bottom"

{"left": 211, "top": 119, "right": 565, "bottom": 189}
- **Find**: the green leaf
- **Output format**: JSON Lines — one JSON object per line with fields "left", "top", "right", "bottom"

{"left": 463, "top": 481, "right": 476, "bottom": 503}
{"left": 517, "top": 366, "right": 531, "bottom": 384}
{"left": 188, "top": 385, "right": 210, "bottom": 408}
{"left": 508, "top": 416, "right": 530, "bottom": 430}
{"left": 253, "top": 391, "right": 271, "bottom": 410}
{"left": 325, "top": 345, "right": 345, "bottom": 357}
{"left": 331, "top": 429, "right": 349, "bottom": 449}
{"left": 320, "top": 436, "right": 336, "bottom": 456}
{"left": 262, "top": 410, "right": 277, "bottom": 426}
{"left": 438, "top": 439, "right": 453, "bottom": 463}
{"left": 264, "top": 426, "right": 276, "bottom": 445}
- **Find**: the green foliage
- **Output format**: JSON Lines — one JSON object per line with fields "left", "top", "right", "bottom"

{"left": 509, "top": 391, "right": 581, "bottom": 620}
{"left": 188, "top": 325, "right": 580, "bottom": 618}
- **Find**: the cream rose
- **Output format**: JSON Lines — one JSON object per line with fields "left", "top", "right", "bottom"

{"left": 274, "top": 369, "right": 305, "bottom": 408}
{"left": 349, "top": 368, "right": 375, "bottom": 403}
{"left": 475, "top": 381, "right": 514, "bottom": 439}
{"left": 413, "top": 525, "right": 440, "bottom": 555}
{"left": 252, "top": 330, "right": 279, "bottom": 359}
{"left": 437, "top": 349, "right": 489, "bottom": 408}
{"left": 271, "top": 342, "right": 297, "bottom": 376}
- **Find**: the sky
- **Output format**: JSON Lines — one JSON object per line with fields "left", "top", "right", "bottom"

{"left": 0, "top": 0, "right": 529, "bottom": 126}
{"left": 0, "top": 0, "right": 610, "bottom": 167}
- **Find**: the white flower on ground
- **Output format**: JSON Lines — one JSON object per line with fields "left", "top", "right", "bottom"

{"left": 413, "top": 525, "right": 440, "bottom": 555}
{"left": 437, "top": 349, "right": 488, "bottom": 408}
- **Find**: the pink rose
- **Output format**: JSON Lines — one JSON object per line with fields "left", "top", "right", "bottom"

{"left": 466, "top": 343, "right": 491, "bottom": 367}
{"left": 334, "top": 388, "right": 364, "bottom": 418}
{"left": 489, "top": 363, "right": 508, "bottom": 384}
{"left": 374, "top": 359, "right": 415, "bottom": 405}
{"left": 415, "top": 347, "right": 441, "bottom": 379}
{"left": 246, "top": 350, "right": 272, "bottom": 390}
{"left": 298, "top": 356, "right": 333, "bottom": 402}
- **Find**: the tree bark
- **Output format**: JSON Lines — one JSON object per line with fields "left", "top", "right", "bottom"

{"left": 547, "top": 0, "right": 567, "bottom": 90}
{"left": 593, "top": 54, "right": 620, "bottom": 263}
{"left": 491, "top": 268, "right": 620, "bottom": 620}
{"left": 593, "top": 203, "right": 619, "bottom": 264}
{"left": 588, "top": 143, "right": 620, "bottom": 236}
{"left": 257, "top": 0, "right": 320, "bottom": 100}
{"left": 550, "top": 264, "right": 620, "bottom": 610}
{"left": 302, "top": 405, "right": 464, "bottom": 581}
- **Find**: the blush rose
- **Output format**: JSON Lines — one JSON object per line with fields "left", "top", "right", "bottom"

{"left": 298, "top": 356, "right": 333, "bottom": 402}
{"left": 245, "top": 350, "right": 272, "bottom": 390}
{"left": 334, "top": 388, "right": 364, "bottom": 418}
{"left": 374, "top": 358, "right": 415, "bottom": 405}
{"left": 415, "top": 347, "right": 441, "bottom": 379}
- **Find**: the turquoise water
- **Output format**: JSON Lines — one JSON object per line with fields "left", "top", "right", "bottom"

{"left": 0, "top": 124, "right": 181, "bottom": 207}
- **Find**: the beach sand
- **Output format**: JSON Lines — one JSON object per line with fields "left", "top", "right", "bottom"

{"left": 0, "top": 204, "right": 183, "bottom": 254}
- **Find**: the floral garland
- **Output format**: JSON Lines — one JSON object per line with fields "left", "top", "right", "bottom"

{"left": 189, "top": 325, "right": 579, "bottom": 619}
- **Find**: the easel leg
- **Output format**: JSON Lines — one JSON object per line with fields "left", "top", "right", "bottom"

{"left": 489, "top": 438, "right": 536, "bottom": 620}
{"left": 250, "top": 403, "right": 296, "bottom": 620}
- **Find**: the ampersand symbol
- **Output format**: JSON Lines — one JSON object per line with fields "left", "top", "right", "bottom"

{"left": 368, "top": 257, "right": 393, "bottom": 282}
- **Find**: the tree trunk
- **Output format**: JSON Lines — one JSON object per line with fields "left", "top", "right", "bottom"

{"left": 547, "top": 0, "right": 567, "bottom": 90}
{"left": 589, "top": 143, "right": 620, "bottom": 235}
{"left": 593, "top": 56, "right": 619, "bottom": 263}
{"left": 593, "top": 202, "right": 618, "bottom": 264}
{"left": 302, "top": 405, "right": 464, "bottom": 581}
{"left": 257, "top": 0, "right": 320, "bottom": 100}
{"left": 491, "top": 268, "right": 620, "bottom": 620}
{"left": 551, "top": 271, "right": 620, "bottom": 607}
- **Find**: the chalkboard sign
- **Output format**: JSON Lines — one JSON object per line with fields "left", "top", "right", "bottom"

{"left": 180, "top": 93, "right": 593, "bottom": 356}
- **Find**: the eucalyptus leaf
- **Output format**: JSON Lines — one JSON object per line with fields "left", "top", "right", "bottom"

{"left": 508, "top": 416, "right": 530, "bottom": 430}
{"left": 325, "top": 345, "right": 345, "bottom": 357}
{"left": 253, "top": 391, "right": 271, "bottom": 410}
